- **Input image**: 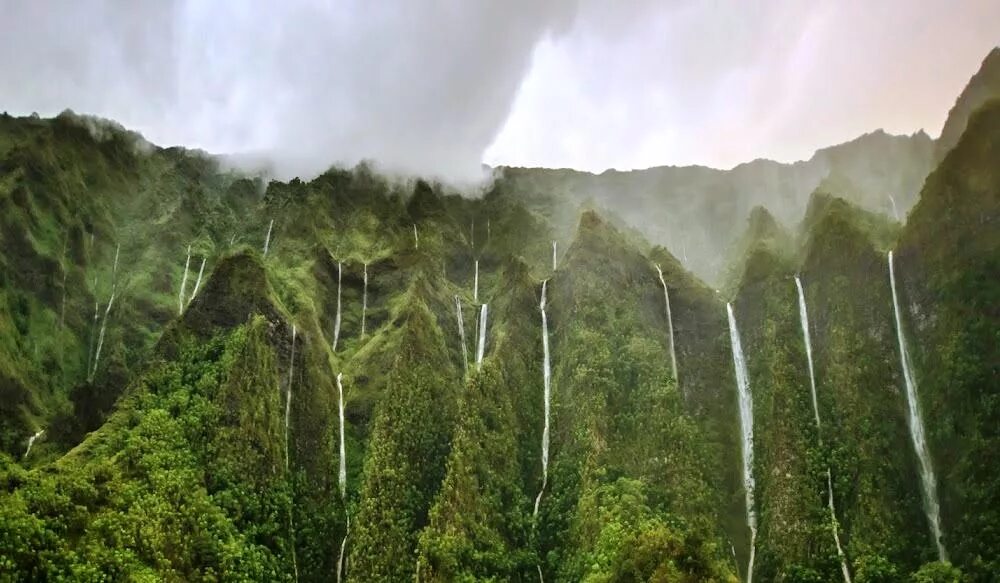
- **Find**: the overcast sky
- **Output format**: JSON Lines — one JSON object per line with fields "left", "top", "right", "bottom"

{"left": 1, "top": 1, "right": 998, "bottom": 180}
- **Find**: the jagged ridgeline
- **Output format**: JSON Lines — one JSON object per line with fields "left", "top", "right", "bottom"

{"left": 1, "top": 91, "right": 998, "bottom": 583}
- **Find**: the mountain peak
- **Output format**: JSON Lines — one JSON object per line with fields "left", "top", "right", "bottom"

{"left": 935, "top": 46, "right": 1000, "bottom": 160}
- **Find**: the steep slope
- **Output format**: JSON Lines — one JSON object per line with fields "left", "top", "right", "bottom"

{"left": 935, "top": 47, "right": 1000, "bottom": 162}
{"left": 539, "top": 211, "right": 738, "bottom": 581}
{"left": 497, "top": 127, "right": 932, "bottom": 284}
{"left": 799, "top": 199, "right": 932, "bottom": 575}
{"left": 895, "top": 99, "right": 1000, "bottom": 580}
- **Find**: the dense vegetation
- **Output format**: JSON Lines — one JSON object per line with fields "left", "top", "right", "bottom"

{"left": 0, "top": 56, "right": 998, "bottom": 582}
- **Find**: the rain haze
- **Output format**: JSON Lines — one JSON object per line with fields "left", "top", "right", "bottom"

{"left": 1, "top": 0, "right": 998, "bottom": 181}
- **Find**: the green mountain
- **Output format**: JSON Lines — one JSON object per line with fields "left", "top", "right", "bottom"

{"left": 0, "top": 63, "right": 998, "bottom": 583}
{"left": 935, "top": 47, "right": 1000, "bottom": 162}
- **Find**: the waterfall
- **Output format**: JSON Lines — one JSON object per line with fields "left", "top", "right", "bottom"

{"left": 471, "top": 220, "right": 475, "bottom": 248}
{"left": 473, "top": 259, "right": 479, "bottom": 303}
{"left": 179, "top": 245, "right": 191, "bottom": 314}
{"left": 533, "top": 280, "right": 552, "bottom": 519}
{"left": 551, "top": 241, "right": 557, "bottom": 271}
{"left": 263, "top": 219, "right": 274, "bottom": 256}
{"left": 889, "top": 194, "right": 900, "bottom": 221}
{"left": 189, "top": 257, "right": 206, "bottom": 305}
{"left": 727, "top": 303, "right": 757, "bottom": 583}
{"left": 888, "top": 251, "right": 946, "bottom": 560}
{"left": 413, "top": 224, "right": 419, "bottom": 249}
{"left": 336, "top": 372, "right": 350, "bottom": 583}
{"left": 87, "top": 276, "right": 99, "bottom": 373}
{"left": 455, "top": 296, "right": 469, "bottom": 378}
{"left": 475, "top": 304, "right": 488, "bottom": 370}
{"left": 794, "top": 276, "right": 852, "bottom": 583}
{"left": 361, "top": 263, "right": 368, "bottom": 338}
{"left": 112, "top": 243, "right": 120, "bottom": 281}
{"left": 654, "top": 264, "right": 679, "bottom": 382}
{"left": 285, "top": 325, "right": 296, "bottom": 472}
{"left": 90, "top": 290, "right": 116, "bottom": 380}
{"left": 332, "top": 262, "right": 342, "bottom": 352}
{"left": 23, "top": 429, "right": 44, "bottom": 460}
{"left": 230, "top": 233, "right": 237, "bottom": 246}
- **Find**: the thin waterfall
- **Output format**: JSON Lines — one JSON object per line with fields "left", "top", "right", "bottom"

{"left": 475, "top": 304, "right": 488, "bottom": 370}
{"left": 413, "top": 224, "right": 419, "bottom": 249}
{"left": 794, "top": 276, "right": 852, "bottom": 583}
{"left": 87, "top": 276, "right": 99, "bottom": 374}
{"left": 727, "top": 303, "right": 757, "bottom": 583}
{"left": 90, "top": 289, "right": 115, "bottom": 380}
{"left": 473, "top": 259, "right": 479, "bottom": 303}
{"left": 286, "top": 325, "right": 296, "bottom": 472}
{"left": 263, "top": 219, "right": 274, "bottom": 256}
{"left": 888, "top": 251, "right": 946, "bottom": 560}
{"left": 336, "top": 373, "right": 349, "bottom": 583}
{"left": 470, "top": 220, "right": 475, "bottom": 248}
{"left": 188, "top": 257, "right": 206, "bottom": 305}
{"left": 23, "top": 429, "right": 44, "bottom": 460}
{"left": 361, "top": 263, "right": 368, "bottom": 338}
{"left": 551, "top": 241, "right": 557, "bottom": 271}
{"left": 455, "top": 296, "right": 469, "bottom": 378}
{"left": 332, "top": 261, "right": 343, "bottom": 352}
{"left": 533, "top": 280, "right": 552, "bottom": 519}
{"left": 654, "top": 264, "right": 679, "bottom": 382}
{"left": 889, "top": 195, "right": 900, "bottom": 221}
{"left": 179, "top": 245, "right": 191, "bottom": 314}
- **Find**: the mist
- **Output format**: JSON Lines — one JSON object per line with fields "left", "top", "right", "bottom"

{"left": 0, "top": 0, "right": 579, "bottom": 182}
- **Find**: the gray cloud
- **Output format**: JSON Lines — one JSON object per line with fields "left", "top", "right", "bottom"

{"left": 0, "top": 0, "right": 579, "bottom": 181}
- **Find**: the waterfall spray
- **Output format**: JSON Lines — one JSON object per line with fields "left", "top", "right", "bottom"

{"left": 361, "top": 263, "right": 368, "bottom": 339}
{"left": 23, "top": 429, "right": 44, "bottom": 460}
{"left": 332, "top": 262, "right": 343, "bottom": 352}
{"left": 336, "top": 372, "right": 349, "bottom": 582}
{"left": 455, "top": 296, "right": 469, "bottom": 378}
{"left": 533, "top": 280, "right": 552, "bottom": 519}
{"left": 551, "top": 241, "right": 557, "bottom": 271}
{"left": 473, "top": 260, "right": 479, "bottom": 303}
{"left": 795, "top": 276, "right": 852, "bottom": 582}
{"left": 888, "top": 252, "right": 946, "bottom": 560}
{"left": 188, "top": 257, "right": 206, "bottom": 305}
{"left": 654, "top": 264, "right": 679, "bottom": 382}
{"left": 475, "top": 304, "right": 488, "bottom": 370}
{"left": 263, "top": 219, "right": 274, "bottom": 257}
{"left": 727, "top": 303, "right": 757, "bottom": 583}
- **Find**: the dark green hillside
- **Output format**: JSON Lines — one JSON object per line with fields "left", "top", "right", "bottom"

{"left": 0, "top": 84, "right": 997, "bottom": 582}
{"left": 895, "top": 99, "right": 1000, "bottom": 581}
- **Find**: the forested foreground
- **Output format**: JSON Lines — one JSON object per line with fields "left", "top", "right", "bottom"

{"left": 0, "top": 96, "right": 997, "bottom": 582}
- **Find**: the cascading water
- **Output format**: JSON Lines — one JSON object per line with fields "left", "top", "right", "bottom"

{"left": 727, "top": 303, "right": 757, "bottom": 583}
{"left": 476, "top": 304, "right": 488, "bottom": 370}
{"left": 888, "top": 251, "right": 946, "bottom": 560}
{"left": 533, "top": 280, "right": 552, "bottom": 519}
{"left": 332, "top": 261, "right": 343, "bottom": 352}
{"left": 23, "top": 429, "right": 44, "bottom": 460}
{"left": 455, "top": 296, "right": 469, "bottom": 378}
{"left": 473, "top": 259, "right": 479, "bottom": 303}
{"left": 795, "top": 276, "right": 852, "bottom": 583}
{"left": 188, "top": 257, "right": 206, "bottom": 305}
{"left": 551, "top": 241, "right": 557, "bottom": 271}
{"left": 285, "top": 324, "right": 299, "bottom": 580}
{"left": 361, "top": 263, "right": 369, "bottom": 338}
{"left": 87, "top": 276, "right": 99, "bottom": 373}
{"left": 263, "top": 219, "right": 274, "bottom": 257}
{"left": 654, "top": 264, "right": 679, "bottom": 382}
{"left": 286, "top": 325, "right": 296, "bottom": 472}
{"left": 413, "top": 224, "right": 419, "bottom": 249}
{"left": 179, "top": 245, "right": 191, "bottom": 314}
{"left": 90, "top": 290, "right": 115, "bottom": 380}
{"left": 336, "top": 372, "right": 350, "bottom": 583}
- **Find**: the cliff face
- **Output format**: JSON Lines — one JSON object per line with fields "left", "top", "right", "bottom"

{"left": 935, "top": 47, "right": 1000, "bottom": 162}
{"left": 0, "top": 76, "right": 997, "bottom": 581}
